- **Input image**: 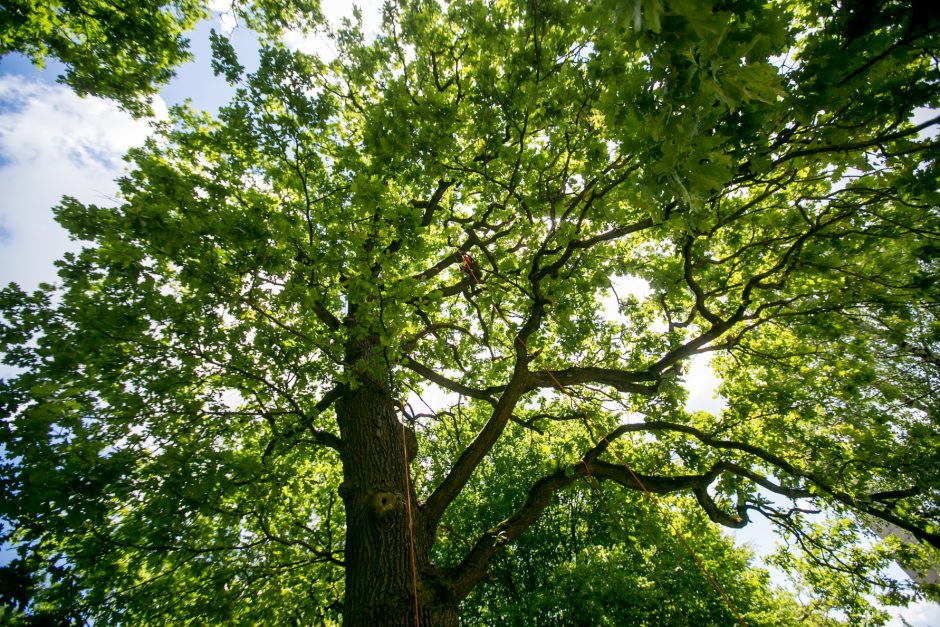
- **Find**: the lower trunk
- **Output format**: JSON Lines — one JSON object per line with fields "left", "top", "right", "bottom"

{"left": 336, "top": 384, "right": 458, "bottom": 626}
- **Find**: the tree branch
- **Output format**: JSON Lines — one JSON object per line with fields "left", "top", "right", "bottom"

{"left": 421, "top": 374, "right": 529, "bottom": 528}
{"left": 401, "top": 356, "right": 500, "bottom": 401}
{"left": 412, "top": 178, "right": 454, "bottom": 227}
{"left": 312, "top": 301, "right": 342, "bottom": 332}
{"left": 422, "top": 300, "right": 547, "bottom": 528}
{"left": 262, "top": 386, "right": 345, "bottom": 459}
{"left": 525, "top": 366, "right": 659, "bottom": 395}
{"left": 773, "top": 114, "right": 940, "bottom": 167}
{"left": 448, "top": 458, "right": 746, "bottom": 599}
{"left": 591, "top": 420, "right": 940, "bottom": 548}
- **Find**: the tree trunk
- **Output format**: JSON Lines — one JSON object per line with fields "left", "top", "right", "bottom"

{"left": 336, "top": 383, "right": 458, "bottom": 626}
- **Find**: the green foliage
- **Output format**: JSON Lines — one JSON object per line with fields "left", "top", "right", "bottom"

{"left": 2, "top": 0, "right": 940, "bottom": 623}
{"left": 0, "top": 0, "right": 323, "bottom": 115}
{"left": 0, "top": 0, "right": 206, "bottom": 115}
{"left": 455, "top": 451, "right": 822, "bottom": 626}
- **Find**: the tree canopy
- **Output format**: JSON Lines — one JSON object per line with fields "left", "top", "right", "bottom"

{"left": 1, "top": 0, "right": 939, "bottom": 624}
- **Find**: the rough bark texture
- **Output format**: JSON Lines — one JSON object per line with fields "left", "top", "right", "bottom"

{"left": 336, "top": 383, "right": 458, "bottom": 626}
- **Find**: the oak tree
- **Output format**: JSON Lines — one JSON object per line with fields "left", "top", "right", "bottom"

{"left": 2, "top": 0, "right": 939, "bottom": 624}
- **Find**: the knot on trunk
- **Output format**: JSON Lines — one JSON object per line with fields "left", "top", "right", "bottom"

{"left": 370, "top": 490, "right": 398, "bottom": 515}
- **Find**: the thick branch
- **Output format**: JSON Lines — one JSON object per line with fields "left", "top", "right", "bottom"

{"left": 401, "top": 321, "right": 473, "bottom": 354}
{"left": 423, "top": 301, "right": 546, "bottom": 527}
{"left": 439, "top": 276, "right": 477, "bottom": 297}
{"left": 449, "top": 459, "right": 734, "bottom": 598}
{"left": 532, "top": 216, "right": 653, "bottom": 282}
{"left": 411, "top": 178, "right": 454, "bottom": 227}
{"left": 650, "top": 315, "right": 742, "bottom": 373}
{"left": 525, "top": 366, "right": 659, "bottom": 395}
{"left": 312, "top": 301, "right": 342, "bottom": 332}
{"left": 450, "top": 422, "right": 934, "bottom": 600}
{"left": 422, "top": 374, "right": 529, "bottom": 527}
{"left": 683, "top": 236, "right": 722, "bottom": 325}
{"left": 401, "top": 356, "right": 499, "bottom": 401}
{"left": 448, "top": 464, "right": 580, "bottom": 600}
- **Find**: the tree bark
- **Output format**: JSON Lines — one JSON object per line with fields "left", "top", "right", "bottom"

{"left": 336, "top": 383, "right": 458, "bottom": 626}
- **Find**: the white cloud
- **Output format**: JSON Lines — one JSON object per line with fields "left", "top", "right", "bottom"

{"left": 281, "top": 28, "right": 341, "bottom": 60}
{"left": 322, "top": 0, "right": 384, "bottom": 36}
{"left": 598, "top": 274, "right": 654, "bottom": 322}
{"left": 218, "top": 11, "right": 239, "bottom": 36}
{"left": 0, "top": 75, "right": 164, "bottom": 291}
{"left": 887, "top": 600, "right": 940, "bottom": 627}
{"left": 596, "top": 275, "right": 724, "bottom": 413}
{"left": 684, "top": 353, "right": 726, "bottom": 415}
{"left": 283, "top": 0, "right": 385, "bottom": 61}
{"left": 206, "top": 0, "right": 238, "bottom": 35}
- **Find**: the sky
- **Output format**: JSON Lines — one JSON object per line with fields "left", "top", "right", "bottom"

{"left": 0, "top": 2, "right": 936, "bottom": 625}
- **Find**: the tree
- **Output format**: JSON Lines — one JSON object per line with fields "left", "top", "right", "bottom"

{"left": 1, "top": 0, "right": 939, "bottom": 624}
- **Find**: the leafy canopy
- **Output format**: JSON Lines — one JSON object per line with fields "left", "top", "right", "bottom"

{"left": 1, "top": 0, "right": 939, "bottom": 624}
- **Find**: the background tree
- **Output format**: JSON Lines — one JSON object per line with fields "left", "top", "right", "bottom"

{"left": 1, "top": 0, "right": 939, "bottom": 624}
{"left": 456, "top": 461, "right": 846, "bottom": 626}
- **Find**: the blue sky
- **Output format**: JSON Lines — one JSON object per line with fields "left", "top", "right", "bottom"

{"left": 0, "top": 18, "right": 254, "bottom": 292}
{"left": 0, "top": 0, "right": 383, "bottom": 291}
{"left": 0, "top": 3, "right": 936, "bottom": 625}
